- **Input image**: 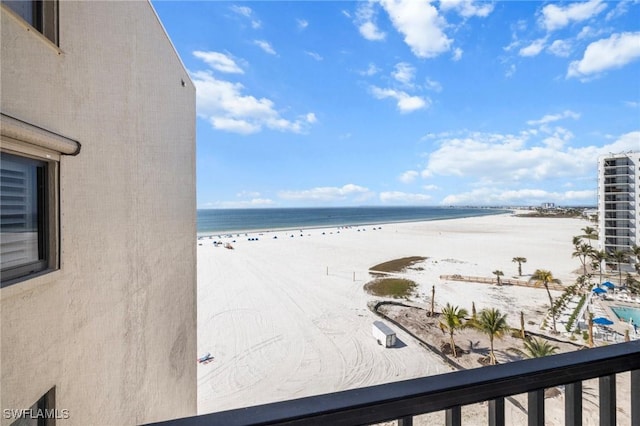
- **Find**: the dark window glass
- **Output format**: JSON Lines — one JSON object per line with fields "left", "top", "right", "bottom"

{"left": 0, "top": 152, "right": 48, "bottom": 283}
{"left": 2, "top": 1, "right": 58, "bottom": 45}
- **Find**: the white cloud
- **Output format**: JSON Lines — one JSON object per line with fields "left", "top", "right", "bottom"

{"left": 519, "top": 38, "right": 547, "bottom": 57}
{"left": 191, "top": 68, "right": 316, "bottom": 135}
{"left": 193, "top": 51, "right": 244, "bottom": 74}
{"left": 605, "top": 0, "right": 631, "bottom": 21}
{"left": 254, "top": 40, "right": 277, "bottom": 55}
{"left": 359, "top": 63, "right": 380, "bottom": 76}
{"left": 568, "top": 32, "right": 640, "bottom": 79}
{"left": 539, "top": 0, "right": 607, "bottom": 32}
{"left": 527, "top": 110, "right": 580, "bottom": 126}
{"left": 452, "top": 47, "right": 463, "bottom": 61}
{"left": 370, "top": 86, "right": 429, "bottom": 113}
{"left": 297, "top": 18, "right": 309, "bottom": 30}
{"left": 360, "top": 22, "right": 387, "bottom": 41}
{"left": 305, "top": 113, "right": 317, "bottom": 123}
{"left": 625, "top": 101, "right": 639, "bottom": 108}
{"left": 392, "top": 62, "right": 416, "bottom": 85}
{"left": 278, "top": 184, "right": 373, "bottom": 202}
{"left": 230, "top": 5, "right": 261, "bottom": 29}
{"left": 441, "top": 188, "right": 596, "bottom": 206}
{"left": 236, "top": 191, "right": 261, "bottom": 198}
{"left": 213, "top": 198, "right": 275, "bottom": 208}
{"left": 420, "top": 130, "right": 640, "bottom": 189}
{"left": 423, "top": 184, "right": 440, "bottom": 191}
{"left": 439, "top": 0, "right": 494, "bottom": 18}
{"left": 356, "top": 2, "right": 387, "bottom": 41}
{"left": 425, "top": 78, "right": 443, "bottom": 92}
{"left": 230, "top": 5, "right": 252, "bottom": 18}
{"left": 380, "top": 191, "right": 431, "bottom": 203}
{"left": 576, "top": 26, "right": 603, "bottom": 40}
{"left": 379, "top": 0, "right": 452, "bottom": 58}
{"left": 399, "top": 170, "right": 419, "bottom": 183}
{"left": 305, "top": 51, "right": 323, "bottom": 61}
{"left": 547, "top": 39, "right": 572, "bottom": 57}
{"left": 505, "top": 64, "right": 516, "bottom": 78}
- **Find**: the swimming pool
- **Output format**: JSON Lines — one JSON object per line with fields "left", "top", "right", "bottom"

{"left": 611, "top": 306, "right": 640, "bottom": 324}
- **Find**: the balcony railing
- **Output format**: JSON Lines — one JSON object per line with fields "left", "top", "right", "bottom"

{"left": 150, "top": 341, "right": 640, "bottom": 426}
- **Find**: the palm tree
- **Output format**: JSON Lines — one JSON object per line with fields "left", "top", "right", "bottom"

{"left": 572, "top": 235, "right": 582, "bottom": 248}
{"left": 530, "top": 269, "right": 561, "bottom": 333}
{"left": 510, "top": 337, "right": 559, "bottom": 358}
{"left": 589, "top": 249, "right": 609, "bottom": 285}
{"left": 581, "top": 226, "right": 597, "bottom": 246}
{"left": 512, "top": 257, "right": 527, "bottom": 276}
{"left": 572, "top": 243, "right": 593, "bottom": 276}
{"left": 475, "top": 308, "right": 510, "bottom": 365}
{"left": 439, "top": 303, "right": 468, "bottom": 358}
{"left": 520, "top": 311, "right": 526, "bottom": 339}
{"left": 610, "top": 249, "right": 629, "bottom": 286}
{"left": 630, "top": 244, "right": 640, "bottom": 274}
{"left": 493, "top": 270, "right": 504, "bottom": 286}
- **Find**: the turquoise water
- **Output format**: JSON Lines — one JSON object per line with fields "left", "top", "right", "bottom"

{"left": 197, "top": 206, "right": 510, "bottom": 233}
{"left": 611, "top": 306, "right": 640, "bottom": 324}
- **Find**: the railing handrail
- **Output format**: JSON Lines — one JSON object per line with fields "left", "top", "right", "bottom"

{"left": 149, "top": 341, "right": 640, "bottom": 426}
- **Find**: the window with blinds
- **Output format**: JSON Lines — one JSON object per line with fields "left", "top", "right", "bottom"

{"left": 0, "top": 152, "right": 48, "bottom": 283}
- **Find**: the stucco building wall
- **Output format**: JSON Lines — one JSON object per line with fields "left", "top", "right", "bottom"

{"left": 1, "top": 1, "right": 197, "bottom": 424}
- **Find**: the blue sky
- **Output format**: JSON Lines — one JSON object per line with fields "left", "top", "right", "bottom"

{"left": 152, "top": 0, "right": 640, "bottom": 209}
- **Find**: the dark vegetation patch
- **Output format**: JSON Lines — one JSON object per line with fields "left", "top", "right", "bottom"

{"left": 369, "top": 256, "right": 427, "bottom": 273}
{"left": 364, "top": 278, "right": 418, "bottom": 298}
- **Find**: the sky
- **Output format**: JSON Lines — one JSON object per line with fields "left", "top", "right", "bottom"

{"left": 151, "top": 0, "right": 640, "bottom": 209}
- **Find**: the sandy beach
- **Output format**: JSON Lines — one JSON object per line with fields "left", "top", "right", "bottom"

{"left": 196, "top": 212, "right": 630, "bottom": 423}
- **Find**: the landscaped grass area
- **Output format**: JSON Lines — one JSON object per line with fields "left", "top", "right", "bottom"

{"left": 364, "top": 278, "right": 418, "bottom": 298}
{"left": 369, "top": 256, "right": 427, "bottom": 273}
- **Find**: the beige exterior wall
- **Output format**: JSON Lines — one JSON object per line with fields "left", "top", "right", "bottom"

{"left": 1, "top": 1, "right": 197, "bottom": 424}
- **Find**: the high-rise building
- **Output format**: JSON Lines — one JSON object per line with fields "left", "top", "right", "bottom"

{"left": 1, "top": 1, "right": 197, "bottom": 424}
{"left": 597, "top": 152, "right": 640, "bottom": 273}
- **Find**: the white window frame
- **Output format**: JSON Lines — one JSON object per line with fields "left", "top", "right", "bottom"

{"left": 0, "top": 113, "right": 80, "bottom": 287}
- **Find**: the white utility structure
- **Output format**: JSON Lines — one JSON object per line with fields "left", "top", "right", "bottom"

{"left": 372, "top": 321, "right": 397, "bottom": 348}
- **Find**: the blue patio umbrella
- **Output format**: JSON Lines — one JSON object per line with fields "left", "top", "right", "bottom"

{"left": 602, "top": 281, "right": 615, "bottom": 289}
{"left": 593, "top": 317, "right": 614, "bottom": 325}
{"left": 592, "top": 287, "right": 606, "bottom": 294}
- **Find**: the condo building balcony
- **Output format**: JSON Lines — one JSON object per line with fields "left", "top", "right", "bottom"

{"left": 604, "top": 194, "right": 635, "bottom": 203}
{"left": 151, "top": 342, "right": 640, "bottom": 426}
{"left": 604, "top": 177, "right": 634, "bottom": 185}
{"left": 604, "top": 202, "right": 633, "bottom": 212}
{"left": 603, "top": 212, "right": 635, "bottom": 220}
{"left": 604, "top": 158, "right": 633, "bottom": 168}
{"left": 604, "top": 220, "right": 634, "bottom": 229}
{"left": 603, "top": 184, "right": 635, "bottom": 194}
{"left": 603, "top": 166, "right": 633, "bottom": 176}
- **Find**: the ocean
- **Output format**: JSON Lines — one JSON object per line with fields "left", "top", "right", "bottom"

{"left": 197, "top": 206, "right": 510, "bottom": 234}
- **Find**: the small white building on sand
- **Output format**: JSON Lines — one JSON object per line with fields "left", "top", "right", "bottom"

{"left": 1, "top": 1, "right": 197, "bottom": 424}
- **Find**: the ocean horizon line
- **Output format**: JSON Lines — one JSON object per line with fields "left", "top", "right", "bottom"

{"left": 196, "top": 206, "right": 513, "bottom": 235}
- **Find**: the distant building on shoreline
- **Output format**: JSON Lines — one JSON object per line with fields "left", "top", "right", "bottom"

{"left": 597, "top": 151, "right": 640, "bottom": 273}
{"left": 1, "top": 1, "right": 196, "bottom": 424}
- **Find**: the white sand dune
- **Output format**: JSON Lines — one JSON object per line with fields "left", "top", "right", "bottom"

{"left": 197, "top": 213, "right": 588, "bottom": 415}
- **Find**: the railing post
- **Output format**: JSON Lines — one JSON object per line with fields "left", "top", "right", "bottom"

{"left": 528, "top": 389, "right": 544, "bottom": 426}
{"left": 632, "top": 370, "right": 639, "bottom": 426}
{"left": 398, "top": 416, "right": 413, "bottom": 426}
{"left": 445, "top": 406, "right": 461, "bottom": 426}
{"left": 488, "top": 397, "right": 505, "bottom": 426}
{"left": 565, "top": 381, "right": 582, "bottom": 426}
{"left": 599, "top": 374, "right": 616, "bottom": 426}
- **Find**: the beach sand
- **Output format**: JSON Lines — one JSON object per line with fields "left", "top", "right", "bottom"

{"left": 196, "top": 212, "right": 632, "bottom": 424}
